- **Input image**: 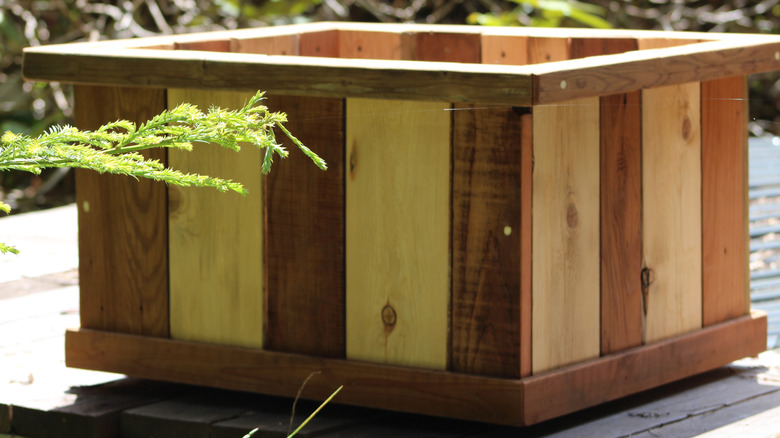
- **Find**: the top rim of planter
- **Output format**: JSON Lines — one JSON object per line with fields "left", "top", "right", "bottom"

{"left": 21, "top": 21, "right": 780, "bottom": 106}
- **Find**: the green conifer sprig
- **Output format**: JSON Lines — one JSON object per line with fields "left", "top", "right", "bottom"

{"left": 0, "top": 90, "right": 326, "bottom": 254}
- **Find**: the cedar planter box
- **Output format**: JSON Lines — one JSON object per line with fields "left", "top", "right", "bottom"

{"left": 22, "top": 22, "right": 776, "bottom": 426}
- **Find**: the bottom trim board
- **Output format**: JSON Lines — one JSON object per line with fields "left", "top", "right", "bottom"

{"left": 66, "top": 311, "right": 766, "bottom": 427}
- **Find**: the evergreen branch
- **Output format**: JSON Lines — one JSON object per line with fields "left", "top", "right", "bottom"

{"left": 0, "top": 90, "right": 326, "bottom": 254}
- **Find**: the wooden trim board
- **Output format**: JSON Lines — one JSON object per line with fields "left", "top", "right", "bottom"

{"left": 65, "top": 312, "right": 766, "bottom": 427}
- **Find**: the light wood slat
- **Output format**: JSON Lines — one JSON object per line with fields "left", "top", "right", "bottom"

{"left": 701, "top": 76, "right": 748, "bottom": 326}
{"left": 481, "top": 35, "right": 528, "bottom": 65}
{"left": 527, "top": 37, "right": 570, "bottom": 64}
{"left": 523, "top": 311, "right": 767, "bottom": 425}
{"left": 345, "top": 98, "right": 450, "bottom": 370}
{"left": 167, "top": 89, "right": 264, "bottom": 349}
{"left": 570, "top": 38, "right": 644, "bottom": 355}
{"left": 339, "top": 30, "right": 403, "bottom": 59}
{"left": 173, "top": 40, "right": 230, "bottom": 52}
{"left": 531, "top": 97, "right": 600, "bottom": 374}
{"left": 642, "top": 81, "right": 702, "bottom": 343}
{"left": 299, "top": 29, "right": 339, "bottom": 57}
{"left": 451, "top": 105, "right": 523, "bottom": 378}
{"left": 73, "top": 85, "right": 169, "bottom": 337}
{"left": 229, "top": 34, "right": 299, "bottom": 55}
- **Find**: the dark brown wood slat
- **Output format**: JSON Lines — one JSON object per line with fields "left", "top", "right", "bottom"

{"left": 74, "top": 85, "right": 169, "bottom": 337}
{"left": 403, "top": 31, "right": 482, "bottom": 62}
{"left": 263, "top": 95, "right": 345, "bottom": 357}
{"left": 571, "top": 38, "right": 644, "bottom": 355}
{"left": 702, "top": 76, "right": 748, "bottom": 326}
{"left": 451, "top": 105, "right": 524, "bottom": 378}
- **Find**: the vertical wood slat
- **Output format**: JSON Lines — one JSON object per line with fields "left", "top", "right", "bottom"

{"left": 339, "top": 30, "right": 403, "bottom": 59}
{"left": 232, "top": 33, "right": 347, "bottom": 357}
{"left": 263, "top": 95, "right": 345, "bottom": 357}
{"left": 519, "top": 114, "right": 533, "bottom": 377}
{"left": 571, "top": 38, "right": 644, "bottom": 355}
{"left": 345, "top": 98, "right": 451, "bottom": 369}
{"left": 642, "top": 81, "right": 702, "bottom": 343}
{"left": 701, "top": 76, "right": 748, "bottom": 326}
{"left": 481, "top": 34, "right": 528, "bottom": 65}
{"left": 74, "top": 85, "right": 169, "bottom": 337}
{"left": 167, "top": 89, "right": 264, "bottom": 348}
{"left": 531, "top": 96, "right": 601, "bottom": 374}
{"left": 451, "top": 105, "right": 524, "bottom": 378}
{"left": 403, "top": 31, "right": 482, "bottom": 62}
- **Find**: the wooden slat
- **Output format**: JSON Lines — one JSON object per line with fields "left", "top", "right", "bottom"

{"left": 481, "top": 35, "right": 528, "bottom": 65}
{"left": 65, "top": 328, "right": 525, "bottom": 426}
{"left": 345, "top": 98, "right": 450, "bottom": 370}
{"left": 571, "top": 38, "right": 644, "bottom": 355}
{"left": 229, "top": 34, "right": 299, "bottom": 55}
{"left": 167, "top": 89, "right": 264, "bottom": 349}
{"left": 339, "top": 30, "right": 403, "bottom": 59}
{"left": 519, "top": 114, "right": 533, "bottom": 378}
{"left": 527, "top": 37, "right": 570, "bottom": 64}
{"left": 404, "top": 31, "right": 482, "bottom": 62}
{"left": 73, "top": 85, "right": 168, "bottom": 337}
{"left": 451, "top": 105, "right": 524, "bottom": 378}
{"left": 523, "top": 311, "right": 767, "bottom": 425}
{"left": 642, "top": 81, "right": 702, "bottom": 343}
{"left": 299, "top": 29, "right": 339, "bottom": 57}
{"left": 701, "top": 76, "right": 748, "bottom": 326}
{"left": 531, "top": 97, "right": 600, "bottom": 374}
{"left": 174, "top": 40, "right": 230, "bottom": 52}
{"left": 263, "top": 95, "right": 345, "bottom": 357}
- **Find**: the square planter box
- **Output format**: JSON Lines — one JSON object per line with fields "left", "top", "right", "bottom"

{"left": 22, "top": 22, "right": 777, "bottom": 426}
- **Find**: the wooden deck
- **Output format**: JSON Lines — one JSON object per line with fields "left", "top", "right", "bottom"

{"left": 2, "top": 200, "right": 780, "bottom": 437}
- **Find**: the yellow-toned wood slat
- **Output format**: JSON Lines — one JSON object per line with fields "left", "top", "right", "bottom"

{"left": 531, "top": 97, "right": 600, "bottom": 374}
{"left": 642, "top": 82, "right": 702, "bottom": 343}
{"left": 346, "top": 98, "right": 450, "bottom": 370}
{"left": 167, "top": 89, "right": 264, "bottom": 348}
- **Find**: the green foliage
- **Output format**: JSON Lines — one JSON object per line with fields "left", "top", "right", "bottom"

{"left": 468, "top": 0, "right": 611, "bottom": 28}
{"left": 0, "top": 90, "right": 326, "bottom": 254}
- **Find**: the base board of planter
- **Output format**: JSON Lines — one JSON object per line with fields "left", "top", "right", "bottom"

{"left": 65, "top": 311, "right": 767, "bottom": 427}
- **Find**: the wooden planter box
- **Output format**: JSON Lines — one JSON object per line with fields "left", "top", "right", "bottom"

{"left": 22, "top": 22, "right": 777, "bottom": 426}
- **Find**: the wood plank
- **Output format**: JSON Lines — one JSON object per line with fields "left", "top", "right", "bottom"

{"left": 174, "top": 40, "right": 230, "bottom": 52}
{"left": 642, "top": 81, "right": 702, "bottom": 343}
{"left": 451, "top": 105, "right": 523, "bottom": 378}
{"left": 522, "top": 311, "right": 767, "bottom": 425}
{"left": 532, "top": 39, "right": 780, "bottom": 104}
{"left": 519, "top": 114, "right": 533, "bottom": 378}
{"left": 527, "top": 37, "right": 570, "bottom": 64}
{"left": 531, "top": 96, "right": 600, "bottom": 374}
{"left": 481, "top": 35, "right": 528, "bottom": 65}
{"left": 404, "top": 31, "right": 482, "bottom": 62}
{"left": 345, "top": 98, "right": 450, "bottom": 370}
{"left": 701, "top": 76, "right": 748, "bottom": 326}
{"left": 299, "top": 29, "right": 339, "bottom": 57}
{"left": 262, "top": 95, "right": 345, "bottom": 357}
{"left": 73, "top": 85, "right": 168, "bottom": 337}
{"left": 571, "top": 38, "right": 644, "bottom": 355}
{"left": 339, "top": 30, "right": 403, "bottom": 59}
{"left": 65, "top": 328, "right": 525, "bottom": 426}
{"left": 229, "top": 34, "right": 299, "bottom": 55}
{"left": 167, "top": 89, "right": 264, "bottom": 348}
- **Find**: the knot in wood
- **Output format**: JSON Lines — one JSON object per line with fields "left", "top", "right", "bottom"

{"left": 681, "top": 116, "right": 692, "bottom": 141}
{"left": 566, "top": 200, "right": 578, "bottom": 229}
{"left": 381, "top": 304, "right": 397, "bottom": 327}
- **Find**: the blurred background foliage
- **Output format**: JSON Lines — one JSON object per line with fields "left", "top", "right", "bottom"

{"left": 3, "top": 0, "right": 780, "bottom": 212}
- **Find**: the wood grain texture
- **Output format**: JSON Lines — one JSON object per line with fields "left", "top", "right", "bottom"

{"left": 571, "top": 38, "right": 644, "bottom": 355}
{"left": 451, "top": 105, "right": 524, "bottom": 378}
{"left": 481, "top": 35, "right": 528, "bottom": 65}
{"left": 339, "top": 30, "right": 403, "bottom": 59}
{"left": 73, "top": 85, "right": 168, "bottom": 337}
{"left": 701, "top": 76, "right": 748, "bottom": 326}
{"left": 299, "top": 29, "right": 339, "bottom": 57}
{"left": 520, "top": 114, "right": 533, "bottom": 378}
{"left": 263, "top": 95, "right": 345, "bottom": 357}
{"left": 531, "top": 97, "right": 600, "bottom": 374}
{"left": 65, "top": 328, "right": 524, "bottom": 426}
{"left": 173, "top": 40, "right": 230, "bottom": 52}
{"left": 642, "top": 82, "right": 702, "bottom": 343}
{"left": 527, "top": 37, "right": 570, "bottom": 64}
{"left": 345, "top": 98, "right": 450, "bottom": 370}
{"left": 167, "top": 89, "right": 263, "bottom": 348}
{"left": 404, "top": 31, "right": 482, "bottom": 62}
{"left": 523, "top": 311, "right": 767, "bottom": 425}
{"left": 229, "top": 34, "right": 299, "bottom": 55}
